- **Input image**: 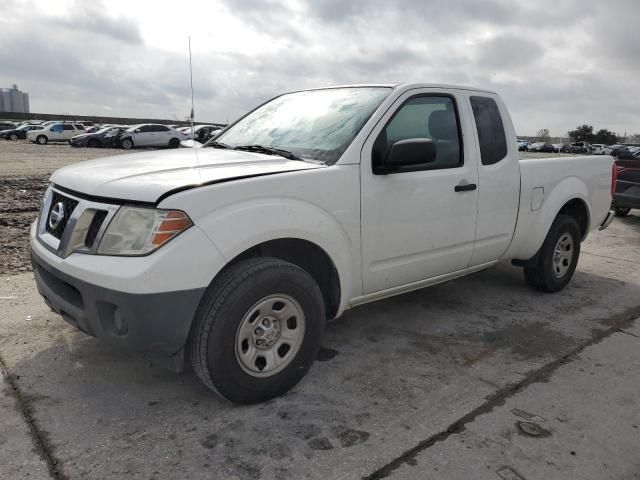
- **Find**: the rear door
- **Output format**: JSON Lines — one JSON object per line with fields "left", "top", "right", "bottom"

{"left": 61, "top": 124, "right": 76, "bottom": 140}
{"left": 466, "top": 94, "right": 520, "bottom": 266}
{"left": 360, "top": 89, "right": 479, "bottom": 294}
{"left": 153, "top": 125, "right": 171, "bottom": 146}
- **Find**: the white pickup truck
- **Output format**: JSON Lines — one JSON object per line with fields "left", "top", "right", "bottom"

{"left": 30, "top": 84, "right": 615, "bottom": 403}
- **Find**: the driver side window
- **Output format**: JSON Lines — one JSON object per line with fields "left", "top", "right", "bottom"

{"left": 373, "top": 95, "right": 462, "bottom": 172}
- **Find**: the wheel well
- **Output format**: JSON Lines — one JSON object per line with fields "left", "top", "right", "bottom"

{"left": 228, "top": 238, "right": 341, "bottom": 319}
{"left": 558, "top": 199, "right": 589, "bottom": 238}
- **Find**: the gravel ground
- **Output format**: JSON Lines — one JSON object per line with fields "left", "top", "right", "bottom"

{"left": 0, "top": 141, "right": 128, "bottom": 274}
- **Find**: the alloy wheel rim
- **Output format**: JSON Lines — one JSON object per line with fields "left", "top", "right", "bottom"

{"left": 552, "top": 233, "right": 574, "bottom": 278}
{"left": 235, "top": 294, "right": 306, "bottom": 378}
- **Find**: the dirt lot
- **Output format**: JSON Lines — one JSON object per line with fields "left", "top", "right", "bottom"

{"left": 1, "top": 140, "right": 639, "bottom": 480}
{"left": 0, "top": 141, "right": 127, "bottom": 274}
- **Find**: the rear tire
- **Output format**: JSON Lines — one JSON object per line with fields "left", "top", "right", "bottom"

{"left": 36, "top": 135, "right": 48, "bottom": 145}
{"left": 168, "top": 138, "right": 180, "bottom": 148}
{"left": 190, "top": 257, "right": 325, "bottom": 404}
{"left": 524, "top": 214, "right": 581, "bottom": 293}
{"left": 615, "top": 207, "right": 631, "bottom": 217}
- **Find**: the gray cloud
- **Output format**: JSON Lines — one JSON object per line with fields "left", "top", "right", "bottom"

{"left": 0, "top": 0, "right": 638, "bottom": 137}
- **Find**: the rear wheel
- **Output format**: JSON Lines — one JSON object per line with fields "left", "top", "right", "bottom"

{"left": 615, "top": 207, "right": 631, "bottom": 217}
{"left": 36, "top": 135, "right": 48, "bottom": 145}
{"left": 524, "top": 214, "right": 581, "bottom": 293}
{"left": 190, "top": 257, "right": 325, "bottom": 404}
{"left": 168, "top": 138, "right": 180, "bottom": 148}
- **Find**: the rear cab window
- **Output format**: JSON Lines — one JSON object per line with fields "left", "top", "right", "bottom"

{"left": 470, "top": 96, "right": 508, "bottom": 166}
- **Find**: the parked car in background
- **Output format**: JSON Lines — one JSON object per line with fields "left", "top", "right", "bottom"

{"left": 0, "top": 124, "right": 43, "bottom": 140}
{"left": 30, "top": 84, "right": 615, "bottom": 404}
{"left": 552, "top": 143, "right": 563, "bottom": 152}
{"left": 0, "top": 122, "right": 16, "bottom": 131}
{"left": 570, "top": 142, "right": 590, "bottom": 154}
{"left": 591, "top": 144, "right": 606, "bottom": 155}
{"left": 529, "top": 142, "right": 556, "bottom": 153}
{"left": 610, "top": 145, "right": 629, "bottom": 157}
{"left": 613, "top": 159, "right": 640, "bottom": 216}
{"left": 70, "top": 126, "right": 127, "bottom": 148}
{"left": 517, "top": 139, "right": 529, "bottom": 151}
{"left": 181, "top": 124, "right": 222, "bottom": 143}
{"left": 118, "top": 124, "right": 185, "bottom": 149}
{"left": 27, "top": 123, "right": 86, "bottom": 144}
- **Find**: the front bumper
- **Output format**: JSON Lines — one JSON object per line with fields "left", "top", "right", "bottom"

{"left": 31, "top": 247, "right": 205, "bottom": 355}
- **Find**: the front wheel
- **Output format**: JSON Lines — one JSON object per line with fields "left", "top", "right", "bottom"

{"left": 121, "top": 138, "right": 134, "bottom": 149}
{"left": 9, "top": 133, "right": 18, "bottom": 141}
{"left": 36, "top": 135, "right": 48, "bottom": 145}
{"left": 615, "top": 207, "right": 631, "bottom": 217}
{"left": 190, "top": 257, "right": 325, "bottom": 404}
{"left": 524, "top": 214, "right": 581, "bottom": 293}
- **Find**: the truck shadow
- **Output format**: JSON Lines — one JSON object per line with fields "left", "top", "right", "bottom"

{"left": 8, "top": 258, "right": 640, "bottom": 479}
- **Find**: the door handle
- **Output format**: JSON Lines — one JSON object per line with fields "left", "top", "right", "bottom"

{"left": 454, "top": 183, "right": 477, "bottom": 192}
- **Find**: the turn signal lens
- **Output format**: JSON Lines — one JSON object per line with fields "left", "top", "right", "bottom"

{"left": 151, "top": 211, "right": 193, "bottom": 247}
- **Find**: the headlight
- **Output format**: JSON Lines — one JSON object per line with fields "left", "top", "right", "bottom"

{"left": 98, "top": 207, "right": 192, "bottom": 256}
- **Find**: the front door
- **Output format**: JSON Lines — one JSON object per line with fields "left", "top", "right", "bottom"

{"left": 360, "top": 90, "right": 479, "bottom": 294}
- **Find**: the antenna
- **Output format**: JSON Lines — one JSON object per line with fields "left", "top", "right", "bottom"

{"left": 187, "top": 36, "right": 202, "bottom": 180}
{"left": 188, "top": 36, "right": 195, "bottom": 148}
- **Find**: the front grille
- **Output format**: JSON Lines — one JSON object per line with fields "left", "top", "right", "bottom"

{"left": 45, "top": 191, "right": 79, "bottom": 239}
{"left": 85, "top": 210, "right": 108, "bottom": 248}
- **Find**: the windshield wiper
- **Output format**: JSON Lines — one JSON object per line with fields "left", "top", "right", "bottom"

{"left": 233, "top": 144, "right": 303, "bottom": 161}
{"left": 207, "top": 140, "right": 233, "bottom": 149}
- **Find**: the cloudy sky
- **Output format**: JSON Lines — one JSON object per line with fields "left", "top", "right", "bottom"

{"left": 1, "top": 0, "right": 638, "bottom": 136}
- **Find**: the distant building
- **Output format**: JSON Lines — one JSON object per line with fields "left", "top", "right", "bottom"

{"left": 0, "top": 84, "right": 30, "bottom": 113}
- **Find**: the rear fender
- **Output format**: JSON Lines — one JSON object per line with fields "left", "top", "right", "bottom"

{"left": 504, "top": 176, "right": 591, "bottom": 261}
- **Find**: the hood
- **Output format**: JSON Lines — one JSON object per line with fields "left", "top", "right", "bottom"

{"left": 50, "top": 148, "right": 325, "bottom": 203}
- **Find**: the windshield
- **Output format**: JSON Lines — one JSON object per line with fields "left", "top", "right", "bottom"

{"left": 213, "top": 87, "right": 391, "bottom": 164}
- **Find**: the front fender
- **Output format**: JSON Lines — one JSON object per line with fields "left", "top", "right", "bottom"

{"left": 195, "top": 197, "right": 357, "bottom": 314}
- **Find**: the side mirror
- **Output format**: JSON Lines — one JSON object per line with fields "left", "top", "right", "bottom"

{"left": 383, "top": 138, "right": 436, "bottom": 172}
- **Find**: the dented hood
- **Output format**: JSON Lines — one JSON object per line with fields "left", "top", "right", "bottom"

{"left": 50, "top": 148, "right": 325, "bottom": 203}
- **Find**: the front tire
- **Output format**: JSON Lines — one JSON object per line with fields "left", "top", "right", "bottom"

{"left": 36, "top": 135, "right": 48, "bottom": 145}
{"left": 524, "top": 214, "right": 581, "bottom": 293}
{"left": 9, "top": 133, "right": 18, "bottom": 141}
{"left": 615, "top": 207, "right": 631, "bottom": 217}
{"left": 121, "top": 138, "right": 134, "bottom": 150}
{"left": 190, "top": 257, "right": 325, "bottom": 404}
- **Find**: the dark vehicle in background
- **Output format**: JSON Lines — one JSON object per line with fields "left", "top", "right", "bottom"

{"left": 70, "top": 126, "right": 127, "bottom": 148}
{"left": 613, "top": 159, "right": 640, "bottom": 216}
{"left": 517, "top": 139, "right": 529, "bottom": 151}
{"left": 180, "top": 124, "right": 222, "bottom": 143}
{"left": 610, "top": 145, "right": 630, "bottom": 157}
{"left": 0, "top": 124, "right": 42, "bottom": 140}
{"left": 529, "top": 142, "right": 556, "bottom": 153}
{"left": 570, "top": 142, "right": 590, "bottom": 154}
{"left": 0, "top": 122, "right": 16, "bottom": 131}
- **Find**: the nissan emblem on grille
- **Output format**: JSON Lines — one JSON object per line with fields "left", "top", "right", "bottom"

{"left": 48, "top": 202, "right": 65, "bottom": 230}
